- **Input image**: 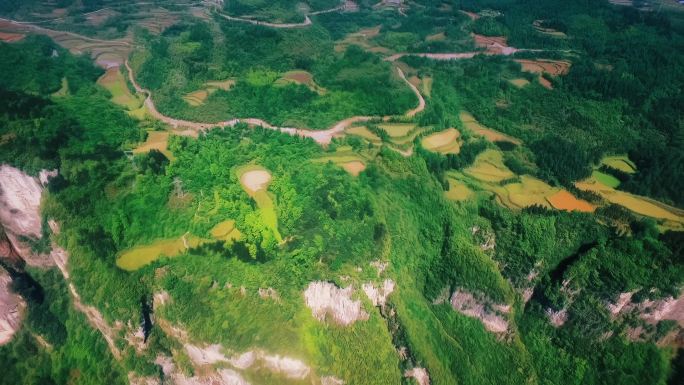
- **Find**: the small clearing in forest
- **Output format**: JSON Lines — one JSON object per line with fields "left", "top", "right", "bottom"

{"left": 346, "top": 126, "right": 382, "bottom": 144}
{"left": 515, "top": 59, "right": 571, "bottom": 76}
{"left": 379, "top": 123, "right": 430, "bottom": 148}
{"left": 0, "top": 32, "right": 25, "bottom": 42}
{"left": 237, "top": 165, "right": 282, "bottom": 241}
{"left": 132, "top": 131, "right": 175, "bottom": 161}
{"left": 209, "top": 220, "right": 242, "bottom": 242}
{"left": 313, "top": 146, "right": 370, "bottom": 177}
{"left": 444, "top": 178, "right": 474, "bottom": 201}
{"left": 341, "top": 161, "right": 366, "bottom": 176}
{"left": 116, "top": 234, "right": 205, "bottom": 271}
{"left": 575, "top": 178, "right": 684, "bottom": 226}
{"left": 503, "top": 175, "right": 555, "bottom": 209}
{"left": 509, "top": 78, "right": 530, "bottom": 88}
{"left": 183, "top": 79, "right": 236, "bottom": 106}
{"left": 532, "top": 20, "right": 568, "bottom": 38}
{"left": 421, "top": 128, "right": 461, "bottom": 154}
{"left": 426, "top": 32, "right": 446, "bottom": 41}
{"left": 464, "top": 149, "right": 515, "bottom": 183}
{"left": 592, "top": 170, "right": 620, "bottom": 188}
{"left": 335, "top": 26, "right": 389, "bottom": 54}
{"left": 547, "top": 190, "right": 595, "bottom": 213}
{"left": 239, "top": 168, "right": 272, "bottom": 196}
{"left": 460, "top": 112, "right": 521, "bottom": 145}
{"left": 276, "top": 70, "right": 326, "bottom": 94}
{"left": 97, "top": 67, "right": 143, "bottom": 110}
{"left": 601, "top": 155, "right": 636, "bottom": 174}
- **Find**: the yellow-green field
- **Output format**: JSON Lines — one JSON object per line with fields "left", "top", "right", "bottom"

{"left": 378, "top": 123, "right": 416, "bottom": 137}
{"left": 116, "top": 234, "right": 205, "bottom": 271}
{"left": 508, "top": 78, "right": 530, "bottom": 88}
{"left": 576, "top": 177, "right": 684, "bottom": 228}
{"left": 335, "top": 26, "right": 391, "bottom": 54}
{"left": 210, "top": 220, "right": 242, "bottom": 242}
{"left": 52, "top": 77, "right": 69, "bottom": 97}
{"left": 378, "top": 123, "right": 431, "bottom": 149}
{"left": 421, "top": 128, "right": 461, "bottom": 155}
{"left": 592, "top": 170, "right": 620, "bottom": 188}
{"left": 504, "top": 175, "right": 556, "bottom": 209}
{"left": 236, "top": 165, "right": 282, "bottom": 242}
{"left": 183, "top": 79, "right": 236, "bottom": 106}
{"left": 132, "top": 131, "right": 175, "bottom": 161}
{"left": 601, "top": 155, "right": 636, "bottom": 174}
{"left": 346, "top": 126, "right": 382, "bottom": 144}
{"left": 460, "top": 112, "right": 521, "bottom": 145}
{"left": 275, "top": 70, "right": 326, "bottom": 94}
{"left": 464, "top": 149, "right": 516, "bottom": 183}
{"left": 313, "top": 146, "right": 372, "bottom": 176}
{"left": 97, "top": 68, "right": 144, "bottom": 110}
{"left": 444, "top": 178, "right": 474, "bottom": 201}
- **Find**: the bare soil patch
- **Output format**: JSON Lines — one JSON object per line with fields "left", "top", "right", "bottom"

{"left": 132, "top": 131, "right": 174, "bottom": 161}
{"left": 515, "top": 59, "right": 571, "bottom": 76}
{"left": 239, "top": 169, "right": 272, "bottom": 196}
{"left": 547, "top": 190, "right": 596, "bottom": 213}
{"left": 509, "top": 78, "right": 530, "bottom": 88}
{"left": 426, "top": 31, "right": 446, "bottom": 42}
{"left": 341, "top": 161, "right": 366, "bottom": 176}
{"left": 0, "top": 32, "right": 25, "bottom": 42}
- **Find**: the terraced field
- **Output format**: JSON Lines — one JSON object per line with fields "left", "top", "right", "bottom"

{"left": 421, "top": 128, "right": 461, "bottom": 154}
{"left": 460, "top": 112, "right": 521, "bottom": 145}
{"left": 97, "top": 67, "right": 143, "bottom": 110}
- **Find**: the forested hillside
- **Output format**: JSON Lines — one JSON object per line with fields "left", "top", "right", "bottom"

{"left": 0, "top": 1, "right": 683, "bottom": 385}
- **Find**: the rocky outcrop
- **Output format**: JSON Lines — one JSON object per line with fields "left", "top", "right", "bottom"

{"left": 304, "top": 281, "right": 369, "bottom": 326}
{"left": 447, "top": 290, "right": 510, "bottom": 333}
{"left": 362, "top": 279, "right": 395, "bottom": 307}
{"left": 0, "top": 268, "right": 25, "bottom": 345}
{"left": 609, "top": 291, "right": 684, "bottom": 326}
{"left": 405, "top": 367, "right": 430, "bottom": 385}
{"left": 0, "top": 165, "right": 55, "bottom": 267}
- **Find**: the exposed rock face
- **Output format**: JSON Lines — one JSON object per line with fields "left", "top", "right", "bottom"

{"left": 185, "top": 343, "right": 230, "bottom": 366}
{"left": 321, "top": 376, "right": 345, "bottom": 385}
{"left": 362, "top": 279, "right": 395, "bottom": 307}
{"left": 0, "top": 165, "right": 54, "bottom": 266}
{"left": 0, "top": 227, "right": 22, "bottom": 265}
{"left": 369, "top": 260, "right": 388, "bottom": 276}
{"left": 0, "top": 269, "right": 25, "bottom": 345}
{"left": 224, "top": 349, "right": 312, "bottom": 380}
{"left": 545, "top": 308, "right": 568, "bottom": 327}
{"left": 304, "top": 281, "right": 368, "bottom": 326}
{"left": 608, "top": 291, "right": 684, "bottom": 326}
{"left": 405, "top": 367, "right": 430, "bottom": 385}
{"left": 449, "top": 290, "right": 509, "bottom": 333}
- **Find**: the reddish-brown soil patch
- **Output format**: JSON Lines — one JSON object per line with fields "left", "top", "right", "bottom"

{"left": 515, "top": 59, "right": 571, "bottom": 76}
{"left": 538, "top": 76, "right": 553, "bottom": 89}
{"left": 0, "top": 32, "right": 25, "bottom": 42}
{"left": 547, "top": 190, "right": 596, "bottom": 213}
{"left": 460, "top": 10, "right": 481, "bottom": 20}
{"left": 283, "top": 72, "right": 312, "bottom": 83}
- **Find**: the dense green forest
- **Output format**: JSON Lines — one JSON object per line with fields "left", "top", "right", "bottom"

{"left": 0, "top": 0, "right": 683, "bottom": 385}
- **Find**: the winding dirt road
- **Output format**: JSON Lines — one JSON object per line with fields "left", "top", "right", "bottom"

{"left": 125, "top": 61, "right": 423, "bottom": 145}
{"left": 217, "top": 3, "right": 346, "bottom": 29}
